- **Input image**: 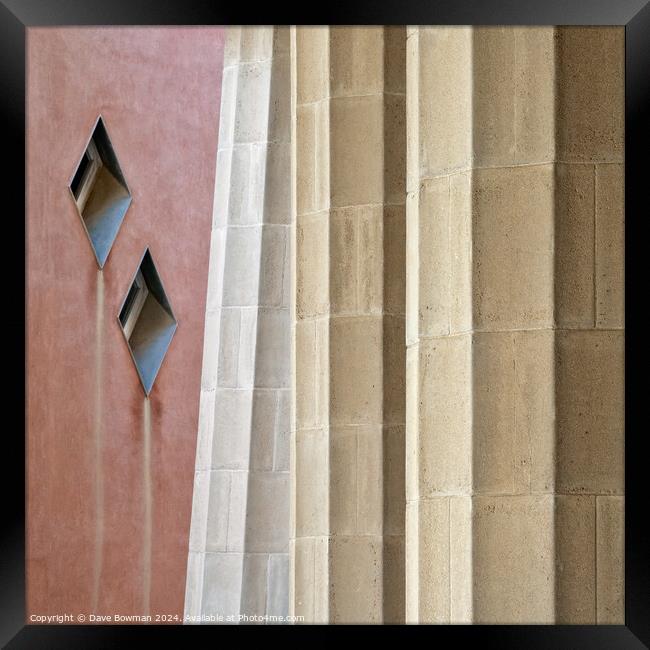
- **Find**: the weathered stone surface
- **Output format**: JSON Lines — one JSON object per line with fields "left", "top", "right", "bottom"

{"left": 405, "top": 26, "right": 623, "bottom": 627}
{"left": 187, "top": 27, "right": 291, "bottom": 624}
{"left": 472, "top": 165, "right": 555, "bottom": 331}
{"left": 595, "top": 163, "right": 624, "bottom": 328}
{"left": 596, "top": 496, "right": 624, "bottom": 623}
{"left": 472, "top": 496, "right": 555, "bottom": 624}
{"left": 555, "top": 330, "right": 624, "bottom": 495}
{"left": 555, "top": 495, "right": 596, "bottom": 623}
{"left": 556, "top": 27, "right": 624, "bottom": 163}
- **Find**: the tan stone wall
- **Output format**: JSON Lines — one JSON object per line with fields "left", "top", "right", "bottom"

{"left": 289, "top": 25, "right": 624, "bottom": 625}
{"left": 290, "top": 26, "right": 407, "bottom": 623}
{"left": 186, "top": 26, "right": 292, "bottom": 621}
{"left": 405, "top": 26, "right": 624, "bottom": 624}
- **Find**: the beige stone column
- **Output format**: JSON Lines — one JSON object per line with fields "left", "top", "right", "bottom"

{"left": 185, "top": 26, "right": 291, "bottom": 622}
{"left": 290, "top": 26, "right": 406, "bottom": 623}
{"left": 406, "top": 26, "right": 624, "bottom": 624}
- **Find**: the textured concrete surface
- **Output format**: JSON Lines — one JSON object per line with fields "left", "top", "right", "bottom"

{"left": 291, "top": 26, "right": 407, "bottom": 623}
{"left": 26, "top": 27, "right": 224, "bottom": 620}
{"left": 185, "top": 26, "right": 291, "bottom": 623}
{"left": 405, "top": 26, "right": 624, "bottom": 624}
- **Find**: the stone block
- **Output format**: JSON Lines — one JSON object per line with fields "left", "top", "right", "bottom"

{"left": 264, "top": 143, "right": 291, "bottom": 224}
{"left": 296, "top": 213, "right": 329, "bottom": 318}
{"left": 357, "top": 206, "right": 385, "bottom": 314}
{"left": 556, "top": 27, "right": 624, "bottom": 162}
{"left": 405, "top": 344, "right": 419, "bottom": 503}
{"left": 384, "top": 92, "right": 407, "bottom": 206}
{"left": 200, "top": 308, "right": 221, "bottom": 392}
{"left": 329, "top": 208, "right": 359, "bottom": 314}
{"left": 267, "top": 553, "right": 290, "bottom": 618}
{"left": 255, "top": 308, "right": 290, "bottom": 388}
{"left": 184, "top": 551, "right": 205, "bottom": 620}
{"left": 223, "top": 28, "right": 242, "bottom": 67}
{"left": 449, "top": 496, "right": 472, "bottom": 623}
{"left": 405, "top": 191, "right": 419, "bottom": 345}
{"left": 329, "top": 428, "right": 358, "bottom": 536}
{"left": 249, "top": 389, "right": 278, "bottom": 471}
{"left": 416, "top": 27, "right": 472, "bottom": 178}
{"left": 222, "top": 226, "right": 262, "bottom": 307}
{"left": 234, "top": 61, "right": 272, "bottom": 144}
{"left": 472, "top": 330, "right": 555, "bottom": 494}
{"left": 237, "top": 307, "right": 257, "bottom": 387}
{"left": 245, "top": 472, "right": 290, "bottom": 553}
{"left": 513, "top": 27, "right": 556, "bottom": 164}
{"left": 211, "top": 389, "right": 252, "bottom": 470}
{"left": 449, "top": 171, "right": 472, "bottom": 333}
{"left": 296, "top": 104, "right": 316, "bottom": 216}
{"left": 472, "top": 164, "right": 554, "bottom": 330}
{"left": 241, "top": 553, "right": 268, "bottom": 618}
{"left": 554, "top": 163, "right": 595, "bottom": 328}
{"left": 206, "top": 227, "right": 226, "bottom": 312}
{"left": 218, "top": 65, "right": 237, "bottom": 149}
{"left": 295, "top": 428, "right": 329, "bottom": 537}
{"left": 216, "top": 308, "right": 240, "bottom": 387}
{"left": 472, "top": 496, "right": 554, "bottom": 623}
{"left": 406, "top": 498, "right": 450, "bottom": 622}
{"left": 555, "top": 495, "right": 596, "bottom": 623}
{"left": 384, "top": 425, "right": 405, "bottom": 536}
{"left": 292, "top": 538, "right": 314, "bottom": 620}
{"left": 329, "top": 316, "right": 383, "bottom": 426}
{"left": 416, "top": 335, "right": 472, "bottom": 496}
{"left": 329, "top": 536, "right": 382, "bottom": 623}
{"left": 330, "top": 94, "right": 384, "bottom": 208}
{"left": 239, "top": 26, "right": 274, "bottom": 62}
{"left": 226, "top": 470, "right": 248, "bottom": 552}
{"left": 384, "top": 26, "right": 406, "bottom": 94}
{"left": 201, "top": 552, "right": 243, "bottom": 618}
{"left": 226, "top": 144, "right": 251, "bottom": 225}
{"left": 295, "top": 27, "right": 329, "bottom": 105}
{"left": 259, "top": 225, "right": 288, "bottom": 307}
{"left": 472, "top": 27, "right": 517, "bottom": 168}
{"left": 195, "top": 389, "right": 216, "bottom": 471}
{"left": 212, "top": 149, "right": 231, "bottom": 227}
{"left": 269, "top": 54, "right": 291, "bottom": 144}
{"left": 205, "top": 470, "right": 231, "bottom": 552}
{"left": 383, "top": 314, "right": 405, "bottom": 425}
{"left": 188, "top": 470, "right": 209, "bottom": 552}
{"left": 596, "top": 496, "right": 624, "bottom": 623}
{"left": 329, "top": 204, "right": 384, "bottom": 315}
{"left": 383, "top": 204, "right": 406, "bottom": 317}
{"left": 273, "top": 390, "right": 290, "bottom": 471}
{"left": 414, "top": 176, "right": 451, "bottom": 337}
{"left": 294, "top": 320, "right": 317, "bottom": 428}
{"left": 330, "top": 26, "right": 384, "bottom": 97}
{"left": 382, "top": 534, "right": 405, "bottom": 623}
{"left": 595, "top": 163, "right": 624, "bottom": 328}
{"left": 405, "top": 30, "right": 420, "bottom": 194}
{"left": 471, "top": 27, "right": 555, "bottom": 166}
{"left": 356, "top": 427, "right": 383, "bottom": 536}
{"left": 555, "top": 330, "right": 624, "bottom": 494}
{"left": 314, "top": 100, "right": 330, "bottom": 213}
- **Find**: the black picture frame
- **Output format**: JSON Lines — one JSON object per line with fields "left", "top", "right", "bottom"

{"left": 4, "top": 0, "right": 647, "bottom": 646}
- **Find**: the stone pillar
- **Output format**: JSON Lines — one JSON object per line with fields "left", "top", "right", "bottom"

{"left": 290, "top": 26, "right": 406, "bottom": 623}
{"left": 185, "top": 26, "right": 291, "bottom": 622}
{"left": 405, "top": 27, "right": 624, "bottom": 623}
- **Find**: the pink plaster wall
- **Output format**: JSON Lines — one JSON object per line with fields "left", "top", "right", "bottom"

{"left": 26, "top": 27, "right": 224, "bottom": 621}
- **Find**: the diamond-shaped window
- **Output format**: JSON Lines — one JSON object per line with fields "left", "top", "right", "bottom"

{"left": 118, "top": 249, "right": 177, "bottom": 394}
{"left": 69, "top": 116, "right": 131, "bottom": 267}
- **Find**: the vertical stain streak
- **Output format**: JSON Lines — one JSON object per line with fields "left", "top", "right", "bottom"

{"left": 143, "top": 397, "right": 152, "bottom": 617}
{"left": 92, "top": 270, "right": 105, "bottom": 612}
